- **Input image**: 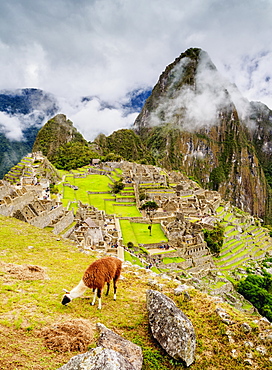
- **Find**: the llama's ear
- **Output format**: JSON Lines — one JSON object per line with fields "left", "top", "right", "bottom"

{"left": 63, "top": 289, "right": 70, "bottom": 294}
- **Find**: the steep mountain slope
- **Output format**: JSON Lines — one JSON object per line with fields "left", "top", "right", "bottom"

{"left": 32, "top": 113, "right": 86, "bottom": 156}
{"left": 133, "top": 48, "right": 272, "bottom": 222}
{"left": 32, "top": 113, "right": 99, "bottom": 170}
{"left": 94, "top": 129, "right": 155, "bottom": 164}
{"left": 0, "top": 88, "right": 58, "bottom": 178}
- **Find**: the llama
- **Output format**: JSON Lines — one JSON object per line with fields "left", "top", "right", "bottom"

{"left": 61, "top": 256, "right": 122, "bottom": 309}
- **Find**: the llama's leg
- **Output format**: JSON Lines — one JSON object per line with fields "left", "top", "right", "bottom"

{"left": 113, "top": 279, "right": 117, "bottom": 301}
{"left": 91, "top": 288, "right": 97, "bottom": 306}
{"left": 97, "top": 288, "right": 102, "bottom": 309}
{"left": 105, "top": 282, "right": 110, "bottom": 296}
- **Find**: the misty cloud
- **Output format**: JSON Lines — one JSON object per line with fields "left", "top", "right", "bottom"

{"left": 148, "top": 50, "right": 260, "bottom": 132}
{"left": 59, "top": 97, "right": 139, "bottom": 141}
{"left": 0, "top": 112, "right": 23, "bottom": 140}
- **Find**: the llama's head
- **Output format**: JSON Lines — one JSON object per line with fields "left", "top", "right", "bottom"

{"left": 61, "top": 294, "right": 71, "bottom": 305}
{"left": 61, "top": 289, "right": 71, "bottom": 305}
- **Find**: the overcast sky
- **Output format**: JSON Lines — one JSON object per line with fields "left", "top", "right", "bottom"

{"left": 0, "top": 0, "right": 272, "bottom": 140}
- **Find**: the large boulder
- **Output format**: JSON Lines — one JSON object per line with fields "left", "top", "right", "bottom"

{"left": 146, "top": 289, "right": 196, "bottom": 367}
{"left": 97, "top": 323, "right": 143, "bottom": 370}
{"left": 58, "top": 323, "right": 142, "bottom": 370}
{"left": 58, "top": 346, "right": 135, "bottom": 370}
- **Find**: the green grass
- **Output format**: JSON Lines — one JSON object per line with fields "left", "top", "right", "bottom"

{"left": 111, "top": 169, "right": 123, "bottom": 181}
{"left": 120, "top": 219, "right": 139, "bottom": 246}
{"left": 74, "top": 175, "right": 113, "bottom": 192}
{"left": 162, "top": 257, "right": 185, "bottom": 264}
{"left": 57, "top": 173, "right": 140, "bottom": 216}
{"left": 113, "top": 204, "right": 142, "bottom": 217}
{"left": 58, "top": 174, "right": 115, "bottom": 209}
{"left": 0, "top": 215, "right": 271, "bottom": 370}
{"left": 131, "top": 223, "right": 168, "bottom": 244}
{"left": 68, "top": 203, "right": 78, "bottom": 214}
{"left": 89, "top": 194, "right": 115, "bottom": 210}
{"left": 124, "top": 250, "right": 144, "bottom": 267}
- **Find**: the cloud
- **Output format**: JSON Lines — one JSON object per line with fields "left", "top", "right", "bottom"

{"left": 148, "top": 50, "right": 259, "bottom": 132}
{"left": 0, "top": 0, "right": 271, "bottom": 140}
{"left": 59, "top": 97, "right": 139, "bottom": 141}
{"left": 0, "top": 112, "right": 23, "bottom": 140}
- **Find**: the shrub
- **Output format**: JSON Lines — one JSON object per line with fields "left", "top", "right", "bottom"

{"left": 237, "top": 274, "right": 272, "bottom": 322}
{"left": 203, "top": 223, "right": 224, "bottom": 256}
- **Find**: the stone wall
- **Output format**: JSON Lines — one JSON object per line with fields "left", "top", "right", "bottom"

{"left": 0, "top": 181, "right": 12, "bottom": 199}
{"left": 53, "top": 210, "right": 74, "bottom": 235}
{"left": 115, "top": 197, "right": 136, "bottom": 203}
{"left": 29, "top": 205, "right": 65, "bottom": 229}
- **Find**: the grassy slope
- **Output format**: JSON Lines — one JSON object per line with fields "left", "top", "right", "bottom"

{"left": 0, "top": 215, "right": 271, "bottom": 370}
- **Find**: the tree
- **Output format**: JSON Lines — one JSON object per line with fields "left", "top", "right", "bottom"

{"left": 209, "top": 166, "right": 226, "bottom": 191}
{"left": 112, "top": 179, "right": 125, "bottom": 194}
{"left": 103, "top": 152, "right": 123, "bottom": 162}
{"left": 203, "top": 223, "right": 224, "bottom": 256}
{"left": 140, "top": 201, "right": 159, "bottom": 236}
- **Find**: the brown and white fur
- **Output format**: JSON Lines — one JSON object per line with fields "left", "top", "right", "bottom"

{"left": 61, "top": 256, "right": 122, "bottom": 309}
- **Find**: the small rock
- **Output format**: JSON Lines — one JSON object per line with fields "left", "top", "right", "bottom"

{"left": 241, "top": 323, "right": 252, "bottom": 333}
{"left": 244, "top": 359, "right": 253, "bottom": 366}
{"left": 174, "top": 284, "right": 190, "bottom": 296}
{"left": 183, "top": 291, "right": 191, "bottom": 301}
{"left": 215, "top": 307, "right": 235, "bottom": 325}
{"left": 259, "top": 331, "right": 272, "bottom": 343}
{"left": 245, "top": 352, "right": 253, "bottom": 359}
{"left": 255, "top": 345, "right": 267, "bottom": 355}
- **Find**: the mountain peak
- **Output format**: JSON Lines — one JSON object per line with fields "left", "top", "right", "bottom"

{"left": 134, "top": 48, "right": 230, "bottom": 133}
{"left": 132, "top": 48, "right": 272, "bottom": 222}
{"left": 32, "top": 114, "right": 87, "bottom": 160}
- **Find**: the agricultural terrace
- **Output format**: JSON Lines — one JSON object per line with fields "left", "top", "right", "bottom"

{"left": 57, "top": 169, "right": 141, "bottom": 217}
{"left": 214, "top": 206, "right": 272, "bottom": 275}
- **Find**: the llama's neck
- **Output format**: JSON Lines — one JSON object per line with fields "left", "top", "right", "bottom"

{"left": 69, "top": 279, "right": 88, "bottom": 299}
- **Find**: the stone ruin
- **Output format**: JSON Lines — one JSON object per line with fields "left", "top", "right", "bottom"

{"left": 0, "top": 155, "right": 74, "bottom": 235}
{"left": 1, "top": 156, "right": 226, "bottom": 277}
{"left": 68, "top": 203, "right": 124, "bottom": 258}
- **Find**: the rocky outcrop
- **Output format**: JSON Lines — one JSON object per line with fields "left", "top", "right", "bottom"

{"left": 97, "top": 323, "right": 143, "bottom": 370}
{"left": 59, "top": 323, "right": 143, "bottom": 370}
{"left": 58, "top": 347, "right": 135, "bottom": 370}
{"left": 146, "top": 289, "right": 196, "bottom": 366}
